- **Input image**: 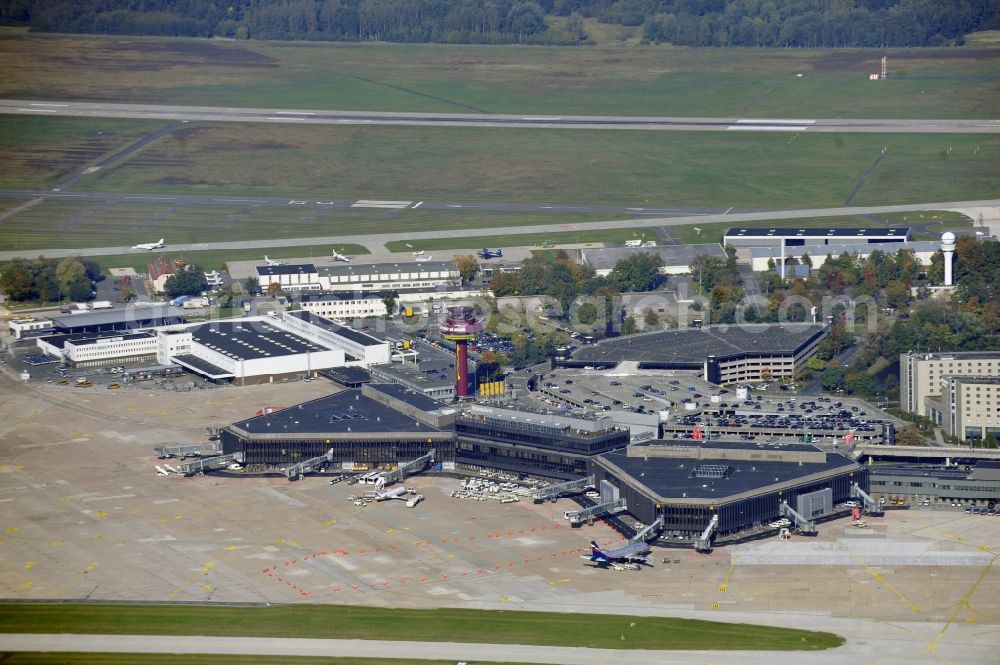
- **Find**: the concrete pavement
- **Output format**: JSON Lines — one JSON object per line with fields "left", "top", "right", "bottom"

{"left": 4, "top": 99, "right": 999, "bottom": 133}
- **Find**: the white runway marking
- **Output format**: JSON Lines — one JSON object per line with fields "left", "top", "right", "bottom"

{"left": 30, "top": 103, "right": 68, "bottom": 107}
{"left": 351, "top": 200, "right": 413, "bottom": 209}
{"left": 412, "top": 201, "right": 423, "bottom": 208}
{"left": 736, "top": 119, "right": 816, "bottom": 125}
{"left": 17, "top": 108, "right": 58, "bottom": 113}
{"left": 728, "top": 125, "right": 808, "bottom": 132}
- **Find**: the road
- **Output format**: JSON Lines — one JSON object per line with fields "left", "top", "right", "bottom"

{"left": 3, "top": 198, "right": 997, "bottom": 261}
{"left": 3, "top": 99, "right": 999, "bottom": 133}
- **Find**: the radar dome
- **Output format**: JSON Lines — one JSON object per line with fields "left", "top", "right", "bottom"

{"left": 941, "top": 231, "right": 956, "bottom": 247}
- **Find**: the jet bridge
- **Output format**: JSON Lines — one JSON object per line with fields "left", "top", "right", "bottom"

{"left": 567, "top": 498, "right": 626, "bottom": 526}
{"left": 178, "top": 452, "right": 244, "bottom": 476}
{"left": 694, "top": 514, "right": 719, "bottom": 552}
{"left": 632, "top": 515, "right": 664, "bottom": 543}
{"left": 155, "top": 443, "right": 220, "bottom": 459}
{"left": 780, "top": 500, "right": 817, "bottom": 535}
{"left": 374, "top": 450, "right": 435, "bottom": 487}
{"left": 531, "top": 476, "right": 594, "bottom": 503}
{"left": 850, "top": 482, "right": 884, "bottom": 516}
{"left": 285, "top": 448, "right": 335, "bottom": 480}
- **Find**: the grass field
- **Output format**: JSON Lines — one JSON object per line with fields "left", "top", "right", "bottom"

{"left": 0, "top": 116, "right": 165, "bottom": 189}
{"left": 0, "top": 656, "right": 531, "bottom": 665}
{"left": 0, "top": 603, "right": 843, "bottom": 651}
{"left": 384, "top": 228, "right": 652, "bottom": 252}
{"left": 0, "top": 31, "right": 997, "bottom": 119}
{"left": 0, "top": 195, "right": 617, "bottom": 251}
{"left": 62, "top": 122, "right": 1000, "bottom": 207}
{"left": 669, "top": 211, "right": 972, "bottom": 244}
{"left": 84, "top": 244, "right": 369, "bottom": 274}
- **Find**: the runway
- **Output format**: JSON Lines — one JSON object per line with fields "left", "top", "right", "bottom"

{"left": 3, "top": 99, "right": 999, "bottom": 133}
{"left": 0, "top": 188, "right": 732, "bottom": 218}
{"left": 0, "top": 198, "right": 996, "bottom": 261}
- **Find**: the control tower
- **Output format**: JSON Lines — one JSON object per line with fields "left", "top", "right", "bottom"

{"left": 440, "top": 306, "right": 483, "bottom": 399}
{"left": 942, "top": 231, "right": 956, "bottom": 286}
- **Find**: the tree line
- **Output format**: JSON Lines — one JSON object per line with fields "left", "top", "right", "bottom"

{"left": 0, "top": 257, "right": 102, "bottom": 304}
{"left": 3, "top": 0, "right": 996, "bottom": 47}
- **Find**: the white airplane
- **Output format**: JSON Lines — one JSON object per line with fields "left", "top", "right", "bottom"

{"left": 132, "top": 238, "right": 165, "bottom": 251}
{"left": 364, "top": 487, "right": 411, "bottom": 502}
{"left": 414, "top": 254, "right": 432, "bottom": 263}
{"left": 154, "top": 465, "right": 170, "bottom": 476}
{"left": 412, "top": 250, "right": 425, "bottom": 256}
{"left": 164, "top": 464, "right": 180, "bottom": 474}
{"left": 331, "top": 249, "right": 350, "bottom": 262}
{"left": 263, "top": 256, "right": 285, "bottom": 266}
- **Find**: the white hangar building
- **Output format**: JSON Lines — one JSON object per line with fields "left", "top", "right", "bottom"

{"left": 156, "top": 312, "right": 390, "bottom": 385}
{"left": 255, "top": 261, "right": 461, "bottom": 293}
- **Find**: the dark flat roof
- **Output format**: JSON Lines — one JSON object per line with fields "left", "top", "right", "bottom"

{"left": 599, "top": 446, "right": 858, "bottom": 501}
{"left": 256, "top": 264, "right": 317, "bottom": 276}
{"left": 49, "top": 305, "right": 183, "bottom": 328}
{"left": 188, "top": 320, "right": 326, "bottom": 360}
{"left": 232, "top": 389, "right": 447, "bottom": 435}
{"left": 571, "top": 324, "right": 825, "bottom": 366}
{"left": 172, "top": 354, "right": 234, "bottom": 378}
{"left": 287, "top": 311, "right": 384, "bottom": 346}
{"left": 368, "top": 382, "right": 452, "bottom": 412}
{"left": 40, "top": 331, "right": 154, "bottom": 349}
{"left": 322, "top": 366, "right": 372, "bottom": 385}
{"left": 724, "top": 227, "right": 909, "bottom": 238}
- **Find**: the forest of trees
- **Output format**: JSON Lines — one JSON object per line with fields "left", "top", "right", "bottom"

{"left": 2, "top": 0, "right": 997, "bottom": 47}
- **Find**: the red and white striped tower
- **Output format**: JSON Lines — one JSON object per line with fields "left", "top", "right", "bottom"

{"left": 439, "top": 306, "right": 483, "bottom": 399}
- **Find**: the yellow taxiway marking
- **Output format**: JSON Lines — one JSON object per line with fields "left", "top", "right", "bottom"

{"left": 50, "top": 562, "right": 98, "bottom": 596}
{"left": 19, "top": 581, "right": 32, "bottom": 590}
{"left": 223, "top": 545, "right": 238, "bottom": 552}
{"left": 95, "top": 511, "right": 108, "bottom": 518}
{"left": 929, "top": 551, "right": 1000, "bottom": 657}
{"left": 842, "top": 543, "right": 921, "bottom": 614}
{"left": 51, "top": 541, "right": 64, "bottom": 547}
{"left": 169, "top": 562, "right": 215, "bottom": 599}
{"left": 718, "top": 561, "right": 736, "bottom": 592}
{"left": 322, "top": 519, "right": 338, "bottom": 527}
{"left": 23, "top": 561, "right": 35, "bottom": 570}
{"left": 5, "top": 526, "right": 20, "bottom": 533}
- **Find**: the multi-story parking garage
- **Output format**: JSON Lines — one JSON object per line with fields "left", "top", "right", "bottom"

{"left": 564, "top": 324, "right": 828, "bottom": 384}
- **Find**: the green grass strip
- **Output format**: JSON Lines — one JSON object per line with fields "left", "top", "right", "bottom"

{"left": 0, "top": 603, "right": 843, "bottom": 651}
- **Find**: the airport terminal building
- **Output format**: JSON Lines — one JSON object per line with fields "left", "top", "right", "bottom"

{"left": 594, "top": 441, "right": 867, "bottom": 540}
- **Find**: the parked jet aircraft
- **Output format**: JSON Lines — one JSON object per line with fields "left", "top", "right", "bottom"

{"left": 477, "top": 247, "right": 502, "bottom": 259}
{"left": 133, "top": 238, "right": 165, "bottom": 251}
{"left": 414, "top": 254, "right": 432, "bottom": 263}
{"left": 365, "top": 487, "right": 409, "bottom": 501}
{"left": 331, "top": 249, "right": 351, "bottom": 262}
{"left": 263, "top": 256, "right": 285, "bottom": 266}
{"left": 583, "top": 540, "right": 651, "bottom": 566}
